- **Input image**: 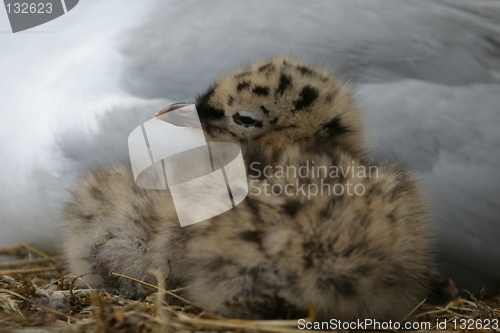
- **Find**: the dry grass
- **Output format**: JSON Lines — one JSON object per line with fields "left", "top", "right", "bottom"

{"left": 0, "top": 244, "right": 498, "bottom": 332}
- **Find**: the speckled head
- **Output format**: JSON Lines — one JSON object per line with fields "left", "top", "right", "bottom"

{"left": 194, "top": 58, "right": 364, "bottom": 154}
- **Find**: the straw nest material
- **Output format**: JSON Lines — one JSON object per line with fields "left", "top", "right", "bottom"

{"left": 0, "top": 244, "right": 498, "bottom": 333}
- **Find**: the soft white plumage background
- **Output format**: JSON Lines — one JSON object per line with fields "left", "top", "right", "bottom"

{"left": 0, "top": 0, "right": 499, "bottom": 294}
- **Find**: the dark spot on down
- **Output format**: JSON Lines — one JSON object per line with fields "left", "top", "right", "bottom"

{"left": 237, "top": 81, "right": 250, "bottom": 91}
{"left": 252, "top": 86, "right": 270, "bottom": 96}
{"left": 90, "top": 185, "right": 104, "bottom": 200}
{"left": 354, "top": 265, "right": 372, "bottom": 275}
{"left": 297, "top": 65, "right": 315, "bottom": 76}
{"left": 258, "top": 62, "right": 275, "bottom": 73}
{"left": 131, "top": 202, "right": 159, "bottom": 237}
{"left": 321, "top": 276, "right": 357, "bottom": 296}
{"left": 275, "top": 124, "right": 298, "bottom": 132}
{"left": 240, "top": 230, "right": 264, "bottom": 245}
{"left": 293, "top": 85, "right": 319, "bottom": 111}
{"left": 323, "top": 116, "right": 349, "bottom": 136}
{"left": 227, "top": 95, "right": 234, "bottom": 106}
{"left": 319, "top": 205, "right": 331, "bottom": 220}
{"left": 276, "top": 74, "right": 292, "bottom": 96}
{"left": 302, "top": 239, "right": 325, "bottom": 269}
{"left": 282, "top": 200, "right": 301, "bottom": 217}
{"left": 81, "top": 213, "right": 94, "bottom": 222}
{"left": 247, "top": 266, "right": 260, "bottom": 280}
{"left": 195, "top": 84, "right": 225, "bottom": 121}
{"left": 325, "top": 90, "right": 338, "bottom": 103}
{"left": 285, "top": 272, "right": 299, "bottom": 288}
{"left": 204, "top": 256, "right": 236, "bottom": 272}
{"left": 260, "top": 105, "right": 270, "bottom": 115}
{"left": 340, "top": 246, "right": 356, "bottom": 258}
{"left": 234, "top": 71, "right": 250, "bottom": 79}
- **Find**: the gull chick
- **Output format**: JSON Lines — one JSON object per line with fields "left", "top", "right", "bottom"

{"left": 62, "top": 58, "right": 432, "bottom": 320}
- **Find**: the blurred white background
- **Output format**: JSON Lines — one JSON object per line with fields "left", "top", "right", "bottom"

{"left": 0, "top": 0, "right": 499, "bottom": 293}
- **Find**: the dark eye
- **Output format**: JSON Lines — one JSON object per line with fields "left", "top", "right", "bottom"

{"left": 232, "top": 112, "right": 262, "bottom": 128}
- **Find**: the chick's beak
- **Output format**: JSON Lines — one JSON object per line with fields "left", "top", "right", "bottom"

{"left": 155, "top": 102, "right": 203, "bottom": 129}
{"left": 156, "top": 102, "right": 193, "bottom": 117}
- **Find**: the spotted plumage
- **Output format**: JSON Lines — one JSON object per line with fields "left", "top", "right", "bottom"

{"left": 62, "top": 58, "right": 432, "bottom": 321}
{"left": 195, "top": 58, "right": 363, "bottom": 154}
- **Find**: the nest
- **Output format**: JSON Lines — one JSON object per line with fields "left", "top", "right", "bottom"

{"left": 0, "top": 244, "right": 498, "bottom": 332}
